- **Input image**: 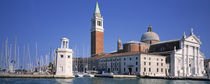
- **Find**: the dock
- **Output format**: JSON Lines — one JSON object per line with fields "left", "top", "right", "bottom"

{"left": 140, "top": 75, "right": 210, "bottom": 81}
{"left": 95, "top": 74, "right": 138, "bottom": 78}
{"left": 1, "top": 74, "right": 210, "bottom": 81}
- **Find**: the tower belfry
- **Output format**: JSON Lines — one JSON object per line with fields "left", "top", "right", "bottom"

{"left": 91, "top": 2, "right": 104, "bottom": 56}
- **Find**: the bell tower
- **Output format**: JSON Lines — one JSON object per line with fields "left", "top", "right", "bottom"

{"left": 91, "top": 2, "right": 104, "bottom": 56}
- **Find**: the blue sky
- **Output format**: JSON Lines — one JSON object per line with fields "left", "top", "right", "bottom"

{"left": 0, "top": 0, "right": 210, "bottom": 67}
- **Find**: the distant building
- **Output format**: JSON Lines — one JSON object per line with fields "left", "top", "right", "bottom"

{"left": 204, "top": 59, "right": 210, "bottom": 78}
{"left": 55, "top": 38, "right": 73, "bottom": 78}
{"left": 73, "top": 2, "right": 206, "bottom": 78}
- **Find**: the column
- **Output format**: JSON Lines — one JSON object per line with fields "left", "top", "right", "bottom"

{"left": 194, "top": 47, "right": 197, "bottom": 75}
{"left": 186, "top": 45, "right": 189, "bottom": 76}
{"left": 197, "top": 47, "right": 200, "bottom": 75}
{"left": 67, "top": 42, "right": 69, "bottom": 48}
{"left": 64, "top": 41, "right": 67, "bottom": 48}
{"left": 65, "top": 41, "right": 67, "bottom": 48}
{"left": 61, "top": 41, "right": 63, "bottom": 48}
{"left": 182, "top": 44, "right": 185, "bottom": 77}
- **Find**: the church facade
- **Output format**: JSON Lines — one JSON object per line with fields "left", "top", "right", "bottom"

{"left": 170, "top": 30, "right": 205, "bottom": 77}
{"left": 73, "top": 2, "right": 206, "bottom": 78}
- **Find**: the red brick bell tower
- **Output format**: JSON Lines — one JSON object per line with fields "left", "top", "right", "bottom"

{"left": 91, "top": 2, "right": 104, "bottom": 56}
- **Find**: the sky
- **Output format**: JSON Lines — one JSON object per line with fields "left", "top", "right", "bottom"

{"left": 0, "top": 0, "right": 210, "bottom": 68}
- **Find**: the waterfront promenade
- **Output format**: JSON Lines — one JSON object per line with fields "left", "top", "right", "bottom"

{"left": 1, "top": 74, "right": 210, "bottom": 81}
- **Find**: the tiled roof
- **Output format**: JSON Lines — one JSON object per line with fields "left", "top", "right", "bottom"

{"left": 151, "top": 39, "right": 181, "bottom": 45}
{"left": 73, "top": 50, "right": 174, "bottom": 61}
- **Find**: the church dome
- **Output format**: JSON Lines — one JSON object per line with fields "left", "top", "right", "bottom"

{"left": 141, "top": 25, "right": 160, "bottom": 42}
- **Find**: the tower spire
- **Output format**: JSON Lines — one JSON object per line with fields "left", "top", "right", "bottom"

{"left": 190, "top": 28, "right": 194, "bottom": 35}
{"left": 95, "top": 2, "right": 101, "bottom": 14}
{"left": 117, "top": 37, "right": 122, "bottom": 52}
{"left": 183, "top": 32, "right": 186, "bottom": 38}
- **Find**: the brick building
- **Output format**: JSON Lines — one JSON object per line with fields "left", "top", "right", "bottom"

{"left": 73, "top": 2, "right": 206, "bottom": 78}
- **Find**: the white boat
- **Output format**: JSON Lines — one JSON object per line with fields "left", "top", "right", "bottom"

{"left": 83, "top": 73, "right": 95, "bottom": 77}
{"left": 89, "top": 74, "right": 95, "bottom": 77}
{"left": 74, "top": 72, "right": 84, "bottom": 77}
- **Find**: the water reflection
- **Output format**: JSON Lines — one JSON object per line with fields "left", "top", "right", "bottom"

{"left": 0, "top": 77, "right": 210, "bottom": 84}
{"left": 55, "top": 79, "right": 73, "bottom": 84}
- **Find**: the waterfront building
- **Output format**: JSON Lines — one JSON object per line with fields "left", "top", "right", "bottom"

{"left": 55, "top": 38, "right": 73, "bottom": 77}
{"left": 73, "top": 2, "right": 206, "bottom": 78}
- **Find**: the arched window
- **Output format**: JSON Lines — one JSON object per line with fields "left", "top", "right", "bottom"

{"left": 97, "top": 21, "right": 101, "bottom": 26}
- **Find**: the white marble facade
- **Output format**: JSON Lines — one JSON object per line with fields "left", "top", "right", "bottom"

{"left": 55, "top": 38, "right": 73, "bottom": 77}
{"left": 170, "top": 29, "right": 205, "bottom": 77}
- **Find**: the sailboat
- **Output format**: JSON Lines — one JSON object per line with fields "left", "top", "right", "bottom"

{"left": 83, "top": 45, "right": 94, "bottom": 77}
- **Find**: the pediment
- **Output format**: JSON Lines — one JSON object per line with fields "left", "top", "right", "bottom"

{"left": 185, "top": 35, "right": 201, "bottom": 44}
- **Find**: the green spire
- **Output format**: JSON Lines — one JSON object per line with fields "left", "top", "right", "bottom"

{"left": 95, "top": 2, "right": 101, "bottom": 14}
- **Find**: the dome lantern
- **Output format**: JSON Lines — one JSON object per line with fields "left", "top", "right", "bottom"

{"left": 141, "top": 25, "right": 160, "bottom": 44}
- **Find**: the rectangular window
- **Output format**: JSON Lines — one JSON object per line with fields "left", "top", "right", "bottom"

{"left": 124, "top": 58, "right": 126, "bottom": 61}
{"left": 161, "top": 59, "right": 163, "bottom": 61}
{"left": 144, "top": 62, "right": 146, "bottom": 65}
{"left": 161, "top": 68, "right": 163, "bottom": 72}
{"left": 149, "top": 62, "right": 151, "bottom": 66}
{"left": 144, "top": 68, "right": 146, "bottom": 72}
{"left": 149, "top": 68, "right": 151, "bottom": 72}
{"left": 124, "top": 68, "right": 126, "bottom": 72}
{"left": 157, "top": 68, "right": 159, "bottom": 72}
{"left": 157, "top": 58, "right": 159, "bottom": 61}
{"left": 136, "top": 57, "right": 138, "bottom": 60}
{"left": 157, "top": 63, "right": 159, "bottom": 66}
{"left": 136, "top": 62, "right": 138, "bottom": 65}
{"left": 130, "top": 58, "right": 131, "bottom": 60}
{"left": 136, "top": 67, "right": 138, "bottom": 72}
{"left": 161, "top": 63, "right": 163, "bottom": 66}
{"left": 124, "top": 62, "right": 126, "bottom": 65}
{"left": 61, "top": 55, "right": 63, "bottom": 58}
{"left": 68, "top": 55, "right": 70, "bottom": 58}
{"left": 144, "top": 57, "right": 146, "bottom": 60}
{"left": 149, "top": 57, "right": 151, "bottom": 60}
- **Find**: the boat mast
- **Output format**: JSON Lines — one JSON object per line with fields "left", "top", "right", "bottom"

{"left": 75, "top": 44, "right": 78, "bottom": 72}
{"left": 41, "top": 55, "right": 43, "bottom": 72}
{"left": 0, "top": 42, "right": 3, "bottom": 69}
{"left": 14, "top": 36, "right": 17, "bottom": 69}
{"left": 49, "top": 48, "right": 52, "bottom": 64}
{"left": 35, "top": 42, "right": 38, "bottom": 69}
{"left": 9, "top": 44, "right": 12, "bottom": 72}
{"left": 5, "top": 38, "right": 8, "bottom": 70}
{"left": 23, "top": 45, "right": 26, "bottom": 70}
{"left": 27, "top": 43, "right": 31, "bottom": 72}
{"left": 87, "top": 46, "right": 89, "bottom": 71}
{"left": 83, "top": 45, "right": 85, "bottom": 72}
{"left": 17, "top": 46, "right": 20, "bottom": 69}
{"left": 45, "top": 54, "right": 48, "bottom": 66}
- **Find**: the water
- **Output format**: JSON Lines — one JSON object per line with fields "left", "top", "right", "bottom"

{"left": 0, "top": 77, "right": 210, "bottom": 84}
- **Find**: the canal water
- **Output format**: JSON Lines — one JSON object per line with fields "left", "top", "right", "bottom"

{"left": 0, "top": 77, "right": 210, "bottom": 84}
